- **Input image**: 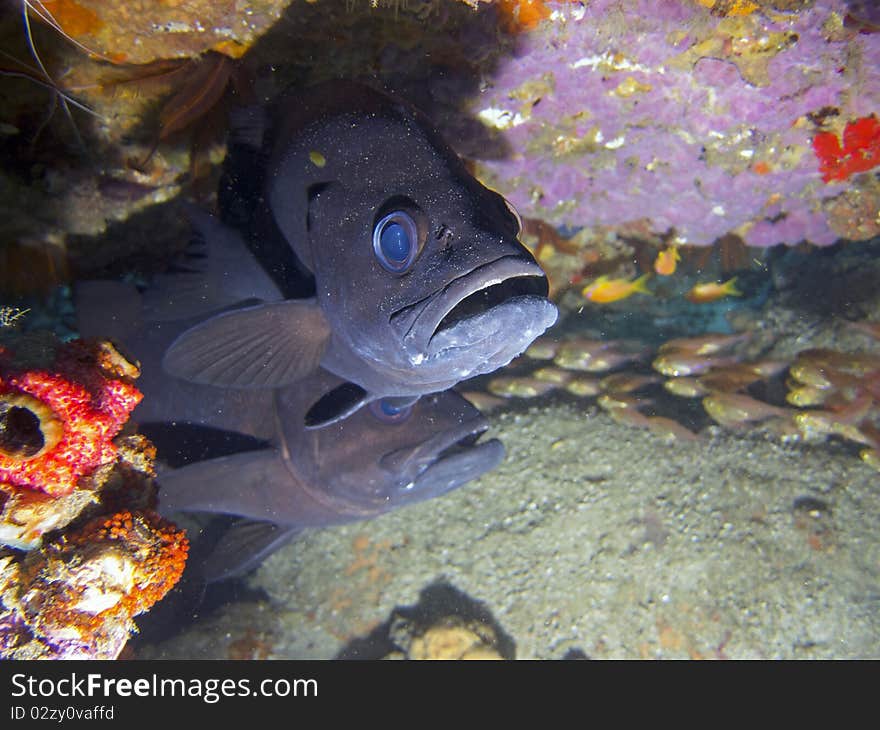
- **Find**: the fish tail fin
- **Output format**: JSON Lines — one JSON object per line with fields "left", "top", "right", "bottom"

{"left": 633, "top": 273, "right": 653, "bottom": 295}
{"left": 156, "top": 449, "right": 291, "bottom": 520}
{"left": 75, "top": 280, "right": 143, "bottom": 343}
{"left": 723, "top": 276, "right": 742, "bottom": 297}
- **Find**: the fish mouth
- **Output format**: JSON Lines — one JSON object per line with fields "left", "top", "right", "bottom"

{"left": 379, "top": 413, "right": 505, "bottom": 500}
{"left": 413, "top": 435, "right": 505, "bottom": 499}
{"left": 391, "top": 255, "right": 553, "bottom": 361}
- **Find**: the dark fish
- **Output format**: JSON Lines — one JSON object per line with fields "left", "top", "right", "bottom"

{"left": 153, "top": 374, "right": 502, "bottom": 581}
{"left": 157, "top": 81, "right": 557, "bottom": 426}
{"left": 76, "top": 281, "right": 504, "bottom": 580}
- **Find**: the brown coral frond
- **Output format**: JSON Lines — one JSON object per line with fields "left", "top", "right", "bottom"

{"left": 157, "top": 52, "right": 233, "bottom": 142}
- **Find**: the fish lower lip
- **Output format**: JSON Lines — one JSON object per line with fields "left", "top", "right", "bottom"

{"left": 426, "top": 294, "right": 554, "bottom": 358}
{"left": 412, "top": 436, "right": 505, "bottom": 497}
{"left": 390, "top": 255, "right": 550, "bottom": 353}
{"left": 379, "top": 416, "right": 490, "bottom": 475}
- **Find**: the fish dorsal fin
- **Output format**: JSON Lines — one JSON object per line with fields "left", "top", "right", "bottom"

{"left": 142, "top": 206, "right": 283, "bottom": 322}
{"left": 227, "top": 104, "right": 267, "bottom": 149}
{"left": 163, "top": 299, "right": 330, "bottom": 388}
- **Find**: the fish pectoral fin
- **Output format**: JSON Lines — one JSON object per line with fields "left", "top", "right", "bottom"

{"left": 163, "top": 299, "right": 330, "bottom": 388}
{"left": 304, "top": 381, "right": 370, "bottom": 429}
{"left": 201, "top": 519, "right": 300, "bottom": 583}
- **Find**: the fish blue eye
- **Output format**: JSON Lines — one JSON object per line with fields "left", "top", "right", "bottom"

{"left": 381, "top": 223, "right": 408, "bottom": 260}
{"left": 373, "top": 211, "right": 420, "bottom": 273}
{"left": 369, "top": 398, "right": 413, "bottom": 423}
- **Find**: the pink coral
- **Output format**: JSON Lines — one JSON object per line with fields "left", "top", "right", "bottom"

{"left": 470, "top": 0, "right": 880, "bottom": 247}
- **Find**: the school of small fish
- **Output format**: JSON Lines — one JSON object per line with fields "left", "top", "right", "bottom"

{"left": 471, "top": 321, "right": 880, "bottom": 470}
{"left": 579, "top": 270, "right": 743, "bottom": 306}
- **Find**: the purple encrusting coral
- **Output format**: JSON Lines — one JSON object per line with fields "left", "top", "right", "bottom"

{"left": 470, "top": 0, "right": 880, "bottom": 247}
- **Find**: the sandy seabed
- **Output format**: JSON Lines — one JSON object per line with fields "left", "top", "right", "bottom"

{"left": 138, "top": 397, "right": 880, "bottom": 660}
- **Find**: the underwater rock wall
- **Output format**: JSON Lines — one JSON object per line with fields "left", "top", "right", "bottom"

{"left": 17, "top": 0, "right": 287, "bottom": 64}
{"left": 470, "top": 0, "right": 880, "bottom": 248}
{"left": 4, "top": 1, "right": 877, "bottom": 303}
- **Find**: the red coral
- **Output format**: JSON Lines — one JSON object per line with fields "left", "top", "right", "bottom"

{"left": 496, "top": 0, "right": 553, "bottom": 34}
{"left": 813, "top": 115, "right": 880, "bottom": 182}
{"left": 65, "top": 510, "right": 189, "bottom": 616}
{"left": 0, "top": 340, "right": 141, "bottom": 497}
{"left": 4, "top": 509, "right": 189, "bottom": 659}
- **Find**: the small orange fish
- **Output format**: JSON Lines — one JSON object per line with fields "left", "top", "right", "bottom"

{"left": 582, "top": 273, "right": 651, "bottom": 303}
{"left": 599, "top": 373, "right": 660, "bottom": 393}
{"left": 607, "top": 406, "right": 652, "bottom": 430}
{"left": 652, "top": 352, "right": 738, "bottom": 377}
{"left": 685, "top": 277, "right": 741, "bottom": 304}
{"left": 645, "top": 416, "right": 701, "bottom": 442}
{"left": 663, "top": 376, "right": 709, "bottom": 398}
{"left": 659, "top": 332, "right": 750, "bottom": 355}
{"left": 488, "top": 376, "right": 558, "bottom": 399}
{"left": 564, "top": 376, "right": 601, "bottom": 397}
{"left": 698, "top": 369, "right": 758, "bottom": 393}
{"left": 847, "top": 320, "right": 880, "bottom": 340}
{"left": 598, "top": 393, "right": 652, "bottom": 411}
{"left": 861, "top": 448, "right": 880, "bottom": 472}
{"left": 654, "top": 245, "right": 680, "bottom": 276}
{"left": 702, "top": 392, "right": 789, "bottom": 429}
